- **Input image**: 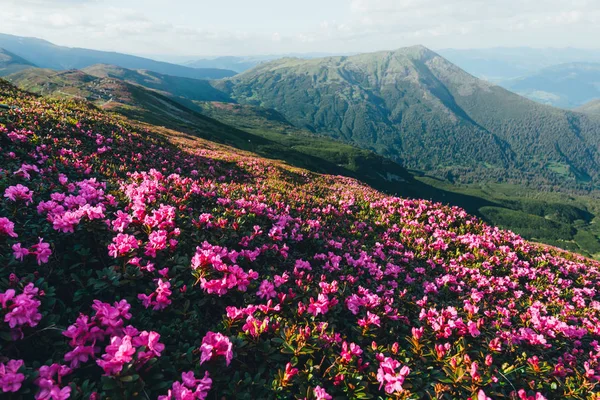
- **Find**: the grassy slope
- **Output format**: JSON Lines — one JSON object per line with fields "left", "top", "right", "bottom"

{"left": 82, "top": 64, "right": 233, "bottom": 102}
{"left": 196, "top": 100, "right": 600, "bottom": 259}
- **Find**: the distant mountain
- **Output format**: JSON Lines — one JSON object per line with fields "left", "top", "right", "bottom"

{"left": 501, "top": 63, "right": 600, "bottom": 108}
{"left": 438, "top": 47, "right": 600, "bottom": 82}
{"left": 185, "top": 56, "right": 270, "bottom": 73}
{"left": 185, "top": 53, "right": 350, "bottom": 73}
{"left": 0, "top": 33, "right": 236, "bottom": 80}
{"left": 0, "top": 48, "right": 36, "bottom": 76}
{"left": 214, "top": 46, "right": 600, "bottom": 188}
{"left": 81, "top": 64, "right": 231, "bottom": 103}
{"left": 576, "top": 99, "right": 600, "bottom": 115}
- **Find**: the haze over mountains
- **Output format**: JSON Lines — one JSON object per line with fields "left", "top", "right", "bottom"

{"left": 0, "top": 33, "right": 236, "bottom": 80}
{"left": 438, "top": 47, "right": 600, "bottom": 82}
{"left": 501, "top": 63, "right": 600, "bottom": 108}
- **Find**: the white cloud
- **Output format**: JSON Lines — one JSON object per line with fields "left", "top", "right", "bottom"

{"left": 1, "top": 0, "right": 599, "bottom": 56}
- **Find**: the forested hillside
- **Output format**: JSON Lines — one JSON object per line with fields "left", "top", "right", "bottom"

{"left": 215, "top": 46, "right": 600, "bottom": 190}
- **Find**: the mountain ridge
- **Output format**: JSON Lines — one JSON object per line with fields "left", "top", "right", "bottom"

{"left": 502, "top": 62, "right": 600, "bottom": 108}
{"left": 0, "top": 32, "right": 237, "bottom": 80}
{"left": 0, "top": 47, "right": 36, "bottom": 76}
{"left": 214, "top": 45, "right": 600, "bottom": 189}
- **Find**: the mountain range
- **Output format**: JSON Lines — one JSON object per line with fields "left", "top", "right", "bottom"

{"left": 438, "top": 47, "right": 600, "bottom": 82}
{"left": 183, "top": 53, "right": 350, "bottom": 73}
{"left": 0, "top": 33, "right": 236, "bottom": 80}
{"left": 501, "top": 62, "right": 600, "bottom": 108}
{"left": 4, "top": 41, "right": 600, "bottom": 257}
{"left": 214, "top": 46, "right": 600, "bottom": 187}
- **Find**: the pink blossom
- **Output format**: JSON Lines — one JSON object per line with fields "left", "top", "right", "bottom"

{"left": 0, "top": 217, "right": 18, "bottom": 237}
{"left": 107, "top": 233, "right": 139, "bottom": 258}
{"left": 4, "top": 184, "right": 33, "bottom": 204}
{"left": 257, "top": 280, "right": 276, "bottom": 299}
{"left": 96, "top": 335, "right": 135, "bottom": 375}
{"left": 12, "top": 243, "right": 29, "bottom": 261}
{"left": 199, "top": 331, "right": 233, "bottom": 366}
{"left": 31, "top": 238, "right": 52, "bottom": 265}
{"left": 313, "top": 386, "right": 332, "bottom": 400}
{"left": 159, "top": 371, "right": 212, "bottom": 400}
{"left": 0, "top": 359, "right": 25, "bottom": 393}
{"left": 376, "top": 355, "right": 410, "bottom": 394}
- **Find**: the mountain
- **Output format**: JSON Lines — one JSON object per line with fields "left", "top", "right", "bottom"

{"left": 214, "top": 45, "right": 600, "bottom": 189}
{"left": 184, "top": 53, "right": 350, "bottom": 73}
{"left": 0, "top": 47, "right": 36, "bottom": 76}
{"left": 81, "top": 64, "right": 232, "bottom": 103}
{"left": 501, "top": 63, "right": 600, "bottom": 108}
{"left": 438, "top": 47, "right": 600, "bottom": 82}
{"left": 185, "top": 56, "right": 270, "bottom": 73}
{"left": 8, "top": 64, "right": 600, "bottom": 257}
{"left": 4, "top": 67, "right": 424, "bottom": 200}
{"left": 577, "top": 99, "right": 600, "bottom": 115}
{"left": 0, "top": 32, "right": 236, "bottom": 80}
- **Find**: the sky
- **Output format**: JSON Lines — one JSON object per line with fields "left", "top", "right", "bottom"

{"left": 3, "top": 0, "right": 600, "bottom": 58}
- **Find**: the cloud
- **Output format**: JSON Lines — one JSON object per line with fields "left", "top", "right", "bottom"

{"left": 1, "top": 0, "right": 599, "bottom": 56}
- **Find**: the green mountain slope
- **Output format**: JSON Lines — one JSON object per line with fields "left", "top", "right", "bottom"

{"left": 4, "top": 68, "right": 427, "bottom": 198}
{"left": 576, "top": 99, "right": 600, "bottom": 115}
{"left": 81, "top": 64, "right": 232, "bottom": 103}
{"left": 0, "top": 47, "right": 36, "bottom": 76}
{"left": 0, "top": 32, "right": 236, "bottom": 80}
{"left": 502, "top": 63, "right": 600, "bottom": 108}
{"left": 213, "top": 46, "right": 600, "bottom": 189}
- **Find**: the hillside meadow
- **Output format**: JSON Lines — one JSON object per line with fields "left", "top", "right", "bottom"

{"left": 1, "top": 80, "right": 600, "bottom": 399}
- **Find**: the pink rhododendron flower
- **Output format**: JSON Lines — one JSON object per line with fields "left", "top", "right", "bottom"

{"left": 107, "top": 233, "right": 139, "bottom": 258}
{"left": 0, "top": 217, "right": 18, "bottom": 237}
{"left": 4, "top": 184, "right": 33, "bottom": 204}
{"left": 159, "top": 371, "right": 212, "bottom": 400}
{"left": 199, "top": 331, "right": 233, "bottom": 366}
{"left": 257, "top": 280, "right": 276, "bottom": 299}
{"left": 96, "top": 335, "right": 136, "bottom": 375}
{"left": 313, "top": 386, "right": 332, "bottom": 400}
{"left": 376, "top": 355, "right": 410, "bottom": 394}
{"left": 12, "top": 243, "right": 29, "bottom": 261}
{"left": 0, "top": 359, "right": 25, "bottom": 393}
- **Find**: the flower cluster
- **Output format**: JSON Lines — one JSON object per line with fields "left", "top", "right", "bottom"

{"left": 158, "top": 371, "right": 212, "bottom": 400}
{"left": 0, "top": 283, "right": 42, "bottom": 337}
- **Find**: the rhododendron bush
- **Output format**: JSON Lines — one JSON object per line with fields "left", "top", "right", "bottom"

{"left": 1, "top": 79, "right": 600, "bottom": 399}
